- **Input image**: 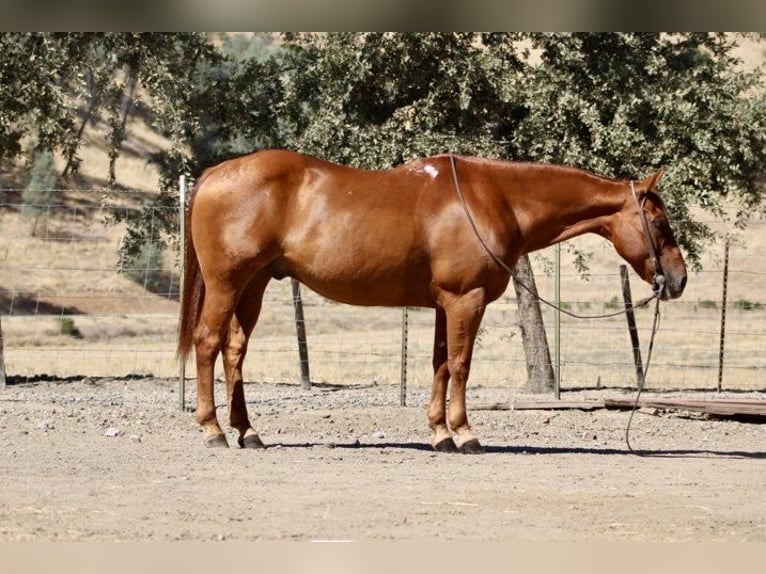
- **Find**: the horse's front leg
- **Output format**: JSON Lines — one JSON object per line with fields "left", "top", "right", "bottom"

{"left": 427, "top": 308, "right": 457, "bottom": 452}
{"left": 444, "top": 288, "right": 487, "bottom": 454}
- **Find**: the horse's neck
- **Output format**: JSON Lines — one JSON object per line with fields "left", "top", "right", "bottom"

{"left": 501, "top": 165, "right": 627, "bottom": 252}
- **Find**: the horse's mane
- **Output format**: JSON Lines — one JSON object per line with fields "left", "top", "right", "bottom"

{"left": 429, "top": 154, "right": 624, "bottom": 187}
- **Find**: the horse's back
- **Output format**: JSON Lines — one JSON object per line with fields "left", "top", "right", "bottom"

{"left": 196, "top": 149, "right": 313, "bottom": 194}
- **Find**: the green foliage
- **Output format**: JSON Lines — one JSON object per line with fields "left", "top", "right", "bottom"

{"left": 0, "top": 34, "right": 83, "bottom": 168}
{"left": 0, "top": 32, "right": 218, "bottom": 184}
{"left": 734, "top": 298, "right": 763, "bottom": 311}
{"left": 604, "top": 296, "right": 620, "bottom": 310}
{"left": 120, "top": 239, "right": 168, "bottom": 293}
{"left": 569, "top": 245, "right": 593, "bottom": 280}
{"left": 116, "top": 191, "right": 177, "bottom": 290}
{"left": 23, "top": 150, "right": 57, "bottom": 194}
{"left": 219, "top": 32, "right": 280, "bottom": 63}
{"left": 58, "top": 317, "right": 83, "bottom": 338}
{"left": 276, "top": 33, "right": 519, "bottom": 166}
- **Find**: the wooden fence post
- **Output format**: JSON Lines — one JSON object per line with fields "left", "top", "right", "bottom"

{"left": 620, "top": 264, "right": 644, "bottom": 387}
{"left": 292, "top": 279, "right": 311, "bottom": 389}
{"left": 0, "top": 312, "right": 6, "bottom": 389}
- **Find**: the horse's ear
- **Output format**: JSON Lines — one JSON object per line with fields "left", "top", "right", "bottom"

{"left": 644, "top": 168, "right": 664, "bottom": 190}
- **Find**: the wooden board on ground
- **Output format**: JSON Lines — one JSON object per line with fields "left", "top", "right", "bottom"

{"left": 474, "top": 397, "right": 766, "bottom": 421}
{"left": 603, "top": 397, "right": 766, "bottom": 419}
{"left": 475, "top": 400, "right": 605, "bottom": 411}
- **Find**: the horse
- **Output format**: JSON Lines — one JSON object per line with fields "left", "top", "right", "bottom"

{"left": 177, "top": 149, "right": 687, "bottom": 452}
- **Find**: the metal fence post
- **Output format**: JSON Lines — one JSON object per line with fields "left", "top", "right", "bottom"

{"left": 553, "top": 243, "right": 561, "bottom": 399}
{"left": 178, "top": 175, "right": 186, "bottom": 411}
{"left": 0, "top": 312, "right": 6, "bottom": 389}
{"left": 718, "top": 238, "right": 730, "bottom": 393}
{"left": 400, "top": 307, "right": 408, "bottom": 406}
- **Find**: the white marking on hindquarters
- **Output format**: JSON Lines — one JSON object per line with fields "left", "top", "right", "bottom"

{"left": 423, "top": 164, "right": 439, "bottom": 178}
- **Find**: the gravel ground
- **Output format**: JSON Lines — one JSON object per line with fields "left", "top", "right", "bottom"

{"left": 0, "top": 377, "right": 764, "bottom": 541}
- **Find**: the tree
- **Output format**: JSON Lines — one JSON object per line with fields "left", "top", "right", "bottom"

{"left": 275, "top": 33, "right": 517, "bottom": 166}
{"left": 511, "top": 255, "right": 555, "bottom": 392}
{"left": 0, "top": 33, "right": 220, "bottom": 270}
{"left": 113, "top": 34, "right": 285, "bottom": 268}
{"left": 507, "top": 33, "right": 766, "bottom": 267}
{"left": 0, "top": 33, "right": 88, "bottom": 172}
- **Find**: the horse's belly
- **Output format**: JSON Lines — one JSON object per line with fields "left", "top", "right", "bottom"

{"left": 275, "top": 253, "right": 432, "bottom": 307}
{"left": 306, "top": 279, "right": 420, "bottom": 307}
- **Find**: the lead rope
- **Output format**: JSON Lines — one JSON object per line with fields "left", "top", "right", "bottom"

{"left": 448, "top": 152, "right": 663, "bottom": 453}
{"left": 625, "top": 295, "right": 662, "bottom": 454}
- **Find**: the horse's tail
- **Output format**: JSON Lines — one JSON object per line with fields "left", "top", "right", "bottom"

{"left": 177, "top": 174, "right": 208, "bottom": 363}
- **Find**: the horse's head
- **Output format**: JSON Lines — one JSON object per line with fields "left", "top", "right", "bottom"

{"left": 611, "top": 169, "right": 687, "bottom": 300}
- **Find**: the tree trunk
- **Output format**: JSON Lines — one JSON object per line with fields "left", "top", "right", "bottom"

{"left": 108, "top": 69, "right": 138, "bottom": 184}
{"left": 62, "top": 98, "right": 97, "bottom": 178}
{"left": 512, "top": 254, "right": 554, "bottom": 393}
{"left": 61, "top": 69, "right": 101, "bottom": 177}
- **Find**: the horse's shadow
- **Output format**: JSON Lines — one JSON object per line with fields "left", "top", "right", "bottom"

{"left": 266, "top": 440, "right": 766, "bottom": 459}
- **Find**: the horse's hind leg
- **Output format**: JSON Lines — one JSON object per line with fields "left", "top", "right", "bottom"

{"left": 427, "top": 308, "right": 457, "bottom": 452}
{"left": 223, "top": 271, "right": 271, "bottom": 449}
{"left": 193, "top": 281, "right": 240, "bottom": 448}
{"left": 444, "top": 288, "right": 487, "bottom": 454}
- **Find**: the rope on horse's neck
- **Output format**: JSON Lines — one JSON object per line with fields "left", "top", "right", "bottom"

{"left": 447, "top": 152, "right": 658, "bottom": 319}
{"left": 448, "top": 152, "right": 663, "bottom": 454}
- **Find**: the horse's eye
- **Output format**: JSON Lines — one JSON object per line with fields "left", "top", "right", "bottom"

{"left": 652, "top": 217, "right": 669, "bottom": 246}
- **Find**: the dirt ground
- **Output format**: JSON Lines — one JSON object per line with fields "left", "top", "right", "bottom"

{"left": 0, "top": 377, "right": 764, "bottom": 542}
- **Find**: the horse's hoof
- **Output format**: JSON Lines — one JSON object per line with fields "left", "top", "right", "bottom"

{"left": 205, "top": 434, "right": 230, "bottom": 448}
{"left": 458, "top": 438, "right": 485, "bottom": 454}
{"left": 433, "top": 437, "right": 459, "bottom": 453}
{"left": 238, "top": 434, "right": 266, "bottom": 449}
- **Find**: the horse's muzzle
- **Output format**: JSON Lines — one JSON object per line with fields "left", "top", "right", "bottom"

{"left": 660, "top": 273, "right": 687, "bottom": 300}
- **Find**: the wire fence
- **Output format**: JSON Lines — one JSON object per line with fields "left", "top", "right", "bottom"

{"left": 1, "top": 188, "right": 765, "bottom": 396}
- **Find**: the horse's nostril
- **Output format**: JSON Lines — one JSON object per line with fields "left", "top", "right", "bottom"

{"left": 679, "top": 275, "right": 687, "bottom": 291}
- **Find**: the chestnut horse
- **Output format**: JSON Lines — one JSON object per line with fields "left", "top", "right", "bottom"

{"left": 178, "top": 149, "right": 687, "bottom": 452}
